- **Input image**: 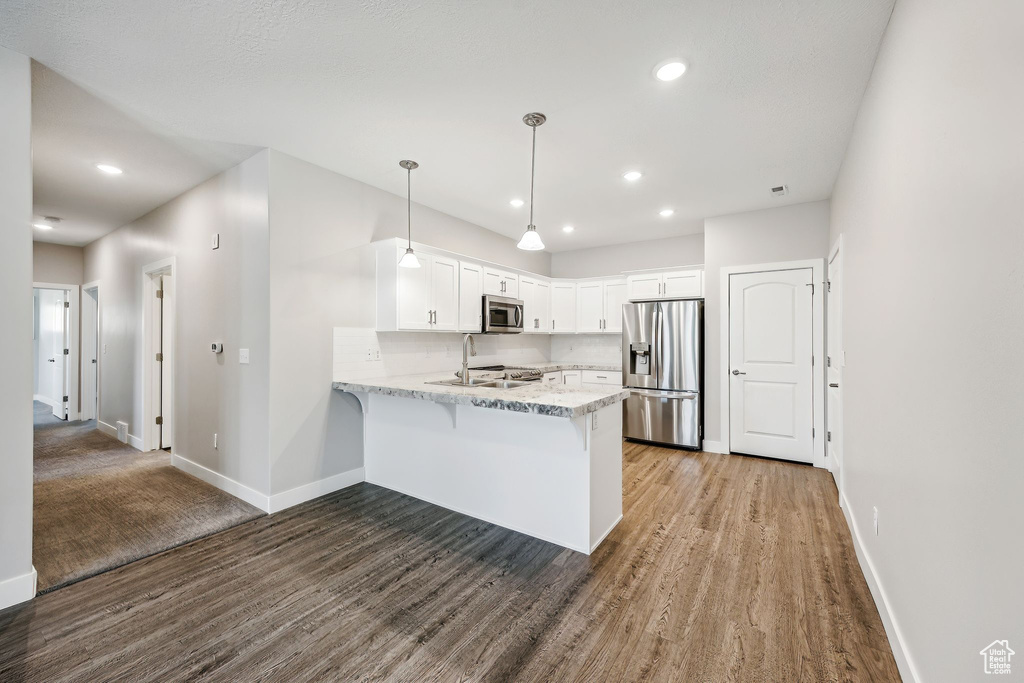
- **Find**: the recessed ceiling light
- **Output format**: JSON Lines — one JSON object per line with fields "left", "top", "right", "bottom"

{"left": 623, "top": 170, "right": 643, "bottom": 182}
{"left": 95, "top": 163, "right": 123, "bottom": 175}
{"left": 562, "top": 225, "right": 574, "bottom": 233}
{"left": 659, "top": 208, "right": 675, "bottom": 217}
{"left": 654, "top": 61, "right": 687, "bottom": 81}
{"left": 509, "top": 198, "right": 524, "bottom": 208}
{"left": 33, "top": 223, "right": 54, "bottom": 230}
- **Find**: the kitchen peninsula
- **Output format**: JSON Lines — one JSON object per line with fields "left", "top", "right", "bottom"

{"left": 333, "top": 367, "right": 628, "bottom": 554}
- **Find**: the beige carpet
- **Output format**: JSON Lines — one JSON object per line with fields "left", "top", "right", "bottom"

{"left": 33, "top": 402, "right": 264, "bottom": 593}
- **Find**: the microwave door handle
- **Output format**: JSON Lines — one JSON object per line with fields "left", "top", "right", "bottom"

{"left": 514, "top": 305, "right": 522, "bottom": 328}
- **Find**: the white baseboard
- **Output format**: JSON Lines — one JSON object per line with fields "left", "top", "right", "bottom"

{"left": 97, "top": 419, "right": 117, "bottom": 438}
{"left": 33, "top": 394, "right": 59, "bottom": 410}
{"left": 171, "top": 453, "right": 271, "bottom": 512}
{"left": 268, "top": 467, "right": 365, "bottom": 513}
{"left": 840, "top": 491, "right": 919, "bottom": 683}
{"left": 128, "top": 433, "right": 143, "bottom": 450}
{"left": 702, "top": 439, "right": 726, "bottom": 454}
{"left": 0, "top": 566, "right": 37, "bottom": 610}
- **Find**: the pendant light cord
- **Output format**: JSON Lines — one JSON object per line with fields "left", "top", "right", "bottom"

{"left": 407, "top": 168, "right": 412, "bottom": 247}
{"left": 529, "top": 125, "right": 536, "bottom": 228}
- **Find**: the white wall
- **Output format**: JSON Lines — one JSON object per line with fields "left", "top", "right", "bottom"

{"left": 0, "top": 46, "right": 35, "bottom": 608}
{"left": 84, "top": 150, "right": 272, "bottom": 495}
{"left": 550, "top": 232, "right": 704, "bottom": 279}
{"left": 829, "top": 1, "right": 1023, "bottom": 680}
{"left": 33, "top": 241, "right": 84, "bottom": 284}
{"left": 703, "top": 200, "right": 830, "bottom": 445}
{"left": 266, "top": 150, "right": 550, "bottom": 496}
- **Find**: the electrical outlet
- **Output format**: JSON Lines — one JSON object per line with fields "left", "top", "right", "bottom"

{"left": 239, "top": 348, "right": 250, "bottom": 364}
{"left": 213, "top": 433, "right": 218, "bottom": 449}
{"left": 873, "top": 506, "right": 879, "bottom": 535}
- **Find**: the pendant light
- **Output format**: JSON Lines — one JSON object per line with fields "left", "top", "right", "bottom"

{"left": 517, "top": 112, "right": 546, "bottom": 251}
{"left": 398, "top": 159, "right": 421, "bottom": 268}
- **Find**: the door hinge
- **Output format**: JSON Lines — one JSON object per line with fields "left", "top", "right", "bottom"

{"left": 811, "top": 355, "right": 814, "bottom": 366}
{"left": 155, "top": 352, "right": 163, "bottom": 362}
{"left": 156, "top": 289, "right": 164, "bottom": 299}
{"left": 64, "top": 301, "right": 70, "bottom": 309}
{"left": 827, "top": 430, "right": 832, "bottom": 442}
{"left": 812, "top": 428, "right": 815, "bottom": 438}
{"left": 62, "top": 395, "right": 69, "bottom": 403}
{"left": 64, "top": 348, "right": 69, "bottom": 355}
{"left": 827, "top": 280, "right": 832, "bottom": 292}
{"left": 806, "top": 283, "right": 814, "bottom": 295}
{"left": 155, "top": 416, "right": 163, "bottom": 425}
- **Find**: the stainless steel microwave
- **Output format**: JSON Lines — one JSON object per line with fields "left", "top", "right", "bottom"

{"left": 482, "top": 295, "right": 524, "bottom": 334}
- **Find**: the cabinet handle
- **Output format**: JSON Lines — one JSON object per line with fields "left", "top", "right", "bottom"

{"left": 552, "top": 319, "right": 555, "bottom": 330}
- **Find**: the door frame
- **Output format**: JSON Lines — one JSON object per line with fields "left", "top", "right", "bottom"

{"left": 142, "top": 257, "right": 175, "bottom": 453}
{"left": 33, "top": 281, "right": 80, "bottom": 421}
{"left": 81, "top": 280, "right": 100, "bottom": 421}
{"left": 719, "top": 258, "right": 826, "bottom": 468}
{"left": 827, "top": 236, "right": 845, "bottom": 502}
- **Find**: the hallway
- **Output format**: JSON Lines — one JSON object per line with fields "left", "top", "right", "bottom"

{"left": 33, "top": 402, "right": 263, "bottom": 592}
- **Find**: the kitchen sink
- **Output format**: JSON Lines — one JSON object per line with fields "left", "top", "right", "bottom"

{"left": 427, "top": 378, "right": 534, "bottom": 389}
{"left": 479, "top": 379, "right": 534, "bottom": 389}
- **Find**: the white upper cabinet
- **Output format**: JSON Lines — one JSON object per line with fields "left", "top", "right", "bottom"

{"left": 535, "top": 280, "right": 550, "bottom": 332}
{"left": 626, "top": 269, "right": 703, "bottom": 301}
{"left": 483, "top": 267, "right": 519, "bottom": 298}
{"left": 397, "top": 256, "right": 433, "bottom": 330}
{"left": 458, "top": 261, "right": 483, "bottom": 332}
{"left": 663, "top": 270, "right": 703, "bottom": 298}
{"left": 550, "top": 282, "right": 576, "bottom": 333}
{"left": 521, "top": 276, "right": 550, "bottom": 333}
{"left": 429, "top": 255, "right": 459, "bottom": 331}
{"left": 576, "top": 281, "right": 604, "bottom": 333}
{"left": 603, "top": 278, "right": 628, "bottom": 333}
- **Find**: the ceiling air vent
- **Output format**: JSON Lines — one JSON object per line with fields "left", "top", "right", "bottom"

{"left": 770, "top": 184, "right": 788, "bottom": 197}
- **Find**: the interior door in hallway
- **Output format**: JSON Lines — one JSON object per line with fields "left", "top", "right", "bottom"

{"left": 39, "top": 289, "right": 68, "bottom": 419}
{"left": 729, "top": 269, "right": 813, "bottom": 462}
{"left": 82, "top": 286, "right": 98, "bottom": 421}
{"left": 827, "top": 243, "right": 844, "bottom": 493}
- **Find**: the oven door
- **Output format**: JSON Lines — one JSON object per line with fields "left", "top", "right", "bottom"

{"left": 483, "top": 296, "right": 524, "bottom": 333}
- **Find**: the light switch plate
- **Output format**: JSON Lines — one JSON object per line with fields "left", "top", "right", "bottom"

{"left": 239, "top": 348, "right": 250, "bottom": 364}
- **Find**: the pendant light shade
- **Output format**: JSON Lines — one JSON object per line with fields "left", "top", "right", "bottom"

{"left": 517, "top": 112, "right": 546, "bottom": 251}
{"left": 398, "top": 160, "right": 421, "bottom": 268}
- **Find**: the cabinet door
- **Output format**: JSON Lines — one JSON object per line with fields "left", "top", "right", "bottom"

{"left": 542, "top": 371, "right": 561, "bottom": 384}
{"left": 550, "top": 282, "right": 576, "bottom": 333}
{"left": 576, "top": 281, "right": 604, "bottom": 333}
{"left": 535, "top": 281, "right": 550, "bottom": 332}
{"left": 520, "top": 277, "right": 539, "bottom": 332}
{"left": 483, "top": 268, "right": 504, "bottom": 296}
{"left": 502, "top": 272, "right": 519, "bottom": 298}
{"left": 603, "top": 279, "right": 628, "bottom": 333}
{"left": 663, "top": 270, "right": 703, "bottom": 298}
{"left": 458, "top": 261, "right": 483, "bottom": 332}
{"left": 562, "top": 370, "right": 582, "bottom": 387}
{"left": 431, "top": 256, "right": 459, "bottom": 330}
{"left": 398, "top": 255, "right": 433, "bottom": 330}
{"left": 626, "top": 273, "right": 663, "bottom": 300}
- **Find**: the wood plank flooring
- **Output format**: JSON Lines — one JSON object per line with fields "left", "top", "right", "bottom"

{"left": 0, "top": 442, "right": 900, "bottom": 682}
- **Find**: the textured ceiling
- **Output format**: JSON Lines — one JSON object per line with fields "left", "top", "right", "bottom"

{"left": 2, "top": 0, "right": 894, "bottom": 251}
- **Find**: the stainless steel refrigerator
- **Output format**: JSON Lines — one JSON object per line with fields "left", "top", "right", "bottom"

{"left": 621, "top": 300, "right": 703, "bottom": 449}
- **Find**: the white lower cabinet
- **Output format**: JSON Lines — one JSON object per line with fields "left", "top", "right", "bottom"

{"left": 542, "top": 371, "right": 562, "bottom": 385}
{"left": 562, "top": 370, "right": 582, "bottom": 387}
{"left": 581, "top": 369, "right": 620, "bottom": 390}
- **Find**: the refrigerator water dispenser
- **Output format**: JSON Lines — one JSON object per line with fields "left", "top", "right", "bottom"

{"left": 629, "top": 341, "right": 651, "bottom": 376}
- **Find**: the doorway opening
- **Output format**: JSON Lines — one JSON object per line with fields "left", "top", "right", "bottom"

{"left": 32, "top": 282, "right": 79, "bottom": 421}
{"left": 143, "top": 258, "right": 174, "bottom": 452}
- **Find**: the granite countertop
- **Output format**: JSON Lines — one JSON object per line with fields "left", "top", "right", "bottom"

{"left": 332, "top": 370, "right": 628, "bottom": 418}
{"left": 503, "top": 361, "right": 621, "bottom": 373}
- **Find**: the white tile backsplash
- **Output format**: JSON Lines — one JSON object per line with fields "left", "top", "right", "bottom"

{"left": 333, "top": 328, "right": 551, "bottom": 381}
{"left": 550, "top": 334, "right": 622, "bottom": 365}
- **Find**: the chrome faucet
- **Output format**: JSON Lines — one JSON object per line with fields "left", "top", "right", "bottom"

{"left": 461, "top": 333, "right": 477, "bottom": 384}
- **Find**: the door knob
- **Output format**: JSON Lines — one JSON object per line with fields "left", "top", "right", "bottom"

{"left": 829, "top": 382, "right": 839, "bottom": 388}
{"left": 731, "top": 369, "right": 745, "bottom": 375}
{"left": 48, "top": 358, "right": 55, "bottom": 363}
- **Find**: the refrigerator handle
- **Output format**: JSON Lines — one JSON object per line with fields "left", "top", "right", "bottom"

{"left": 654, "top": 302, "right": 662, "bottom": 385}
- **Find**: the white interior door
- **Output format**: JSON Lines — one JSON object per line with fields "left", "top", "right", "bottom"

{"left": 827, "top": 246, "right": 844, "bottom": 492}
{"left": 160, "top": 273, "right": 174, "bottom": 449}
{"left": 82, "top": 287, "right": 98, "bottom": 421}
{"left": 430, "top": 256, "right": 459, "bottom": 331}
{"left": 458, "top": 261, "right": 483, "bottom": 332}
{"left": 37, "top": 289, "right": 63, "bottom": 415}
{"left": 53, "top": 291, "right": 67, "bottom": 418}
{"left": 729, "top": 269, "right": 814, "bottom": 462}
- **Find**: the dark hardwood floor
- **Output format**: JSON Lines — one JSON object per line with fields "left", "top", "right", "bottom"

{"left": 0, "top": 442, "right": 900, "bottom": 682}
